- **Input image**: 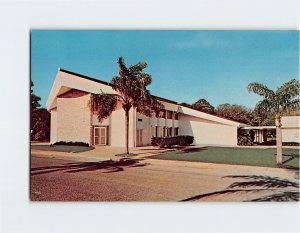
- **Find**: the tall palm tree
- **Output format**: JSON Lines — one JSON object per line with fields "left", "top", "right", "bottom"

{"left": 247, "top": 79, "right": 300, "bottom": 165}
{"left": 93, "top": 57, "right": 164, "bottom": 154}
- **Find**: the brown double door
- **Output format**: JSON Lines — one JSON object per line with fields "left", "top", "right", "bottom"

{"left": 94, "top": 127, "right": 107, "bottom": 145}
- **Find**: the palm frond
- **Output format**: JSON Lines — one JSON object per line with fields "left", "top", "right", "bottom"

{"left": 276, "top": 79, "right": 300, "bottom": 104}
{"left": 254, "top": 99, "right": 273, "bottom": 115}
{"left": 129, "top": 62, "right": 147, "bottom": 74}
{"left": 100, "top": 92, "right": 125, "bottom": 103}
{"left": 93, "top": 93, "right": 118, "bottom": 121}
{"left": 247, "top": 82, "right": 275, "bottom": 99}
{"left": 276, "top": 79, "right": 299, "bottom": 95}
{"left": 282, "top": 98, "right": 300, "bottom": 113}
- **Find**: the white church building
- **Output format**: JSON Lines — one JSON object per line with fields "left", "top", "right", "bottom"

{"left": 46, "top": 68, "right": 250, "bottom": 147}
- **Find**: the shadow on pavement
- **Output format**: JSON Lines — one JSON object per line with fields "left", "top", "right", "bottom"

{"left": 31, "top": 158, "right": 148, "bottom": 175}
{"left": 136, "top": 146, "right": 208, "bottom": 157}
{"left": 180, "top": 173, "right": 299, "bottom": 202}
{"left": 225, "top": 175, "right": 299, "bottom": 189}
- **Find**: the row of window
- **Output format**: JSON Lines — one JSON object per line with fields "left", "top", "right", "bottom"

{"left": 136, "top": 109, "right": 179, "bottom": 120}
{"left": 151, "top": 126, "right": 179, "bottom": 138}
{"left": 154, "top": 110, "right": 179, "bottom": 120}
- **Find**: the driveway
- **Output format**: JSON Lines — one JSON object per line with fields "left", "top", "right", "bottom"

{"left": 30, "top": 150, "right": 299, "bottom": 201}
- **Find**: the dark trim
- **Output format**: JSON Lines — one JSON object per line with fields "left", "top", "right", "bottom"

{"left": 152, "top": 95, "right": 178, "bottom": 104}
{"left": 49, "top": 107, "right": 57, "bottom": 111}
{"left": 56, "top": 88, "right": 89, "bottom": 98}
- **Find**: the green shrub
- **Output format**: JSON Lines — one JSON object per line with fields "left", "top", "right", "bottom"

{"left": 237, "top": 129, "right": 254, "bottom": 146}
{"left": 52, "top": 141, "right": 90, "bottom": 147}
{"left": 237, "top": 135, "right": 253, "bottom": 146}
{"left": 151, "top": 136, "right": 194, "bottom": 148}
{"left": 283, "top": 142, "right": 300, "bottom": 146}
{"left": 258, "top": 140, "right": 299, "bottom": 146}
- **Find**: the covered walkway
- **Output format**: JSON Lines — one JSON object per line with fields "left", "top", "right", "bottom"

{"left": 240, "top": 126, "right": 276, "bottom": 144}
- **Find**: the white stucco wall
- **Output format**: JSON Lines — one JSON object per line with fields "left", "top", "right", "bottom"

{"left": 179, "top": 114, "right": 238, "bottom": 146}
{"left": 109, "top": 102, "right": 135, "bottom": 147}
{"left": 47, "top": 70, "right": 116, "bottom": 110}
{"left": 50, "top": 109, "right": 57, "bottom": 144}
{"left": 282, "top": 116, "right": 300, "bottom": 143}
{"left": 282, "top": 129, "right": 300, "bottom": 143}
{"left": 92, "top": 115, "right": 110, "bottom": 126}
{"left": 56, "top": 93, "right": 91, "bottom": 144}
{"left": 136, "top": 113, "right": 152, "bottom": 146}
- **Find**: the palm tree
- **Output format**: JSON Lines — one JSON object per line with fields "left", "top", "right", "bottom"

{"left": 247, "top": 79, "right": 300, "bottom": 165}
{"left": 93, "top": 57, "right": 164, "bottom": 154}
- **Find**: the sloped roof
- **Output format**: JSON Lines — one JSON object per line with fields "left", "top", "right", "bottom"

{"left": 178, "top": 105, "right": 248, "bottom": 127}
{"left": 47, "top": 68, "right": 247, "bottom": 127}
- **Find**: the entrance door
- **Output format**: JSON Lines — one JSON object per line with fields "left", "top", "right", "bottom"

{"left": 136, "top": 129, "right": 143, "bottom": 147}
{"left": 94, "top": 127, "right": 107, "bottom": 145}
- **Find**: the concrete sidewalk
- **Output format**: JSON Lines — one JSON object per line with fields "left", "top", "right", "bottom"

{"left": 31, "top": 145, "right": 297, "bottom": 183}
{"left": 30, "top": 145, "right": 177, "bottom": 162}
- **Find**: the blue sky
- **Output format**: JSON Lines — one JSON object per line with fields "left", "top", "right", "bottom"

{"left": 31, "top": 30, "right": 299, "bottom": 109}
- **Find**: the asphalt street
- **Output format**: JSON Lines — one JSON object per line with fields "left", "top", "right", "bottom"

{"left": 30, "top": 154, "right": 299, "bottom": 201}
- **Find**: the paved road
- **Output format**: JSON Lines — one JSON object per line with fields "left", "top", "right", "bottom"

{"left": 30, "top": 154, "right": 299, "bottom": 201}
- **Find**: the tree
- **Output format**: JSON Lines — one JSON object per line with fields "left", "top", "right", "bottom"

{"left": 215, "top": 103, "right": 253, "bottom": 124}
{"left": 31, "top": 80, "right": 41, "bottom": 111}
{"left": 251, "top": 109, "right": 275, "bottom": 126}
{"left": 191, "top": 99, "right": 215, "bottom": 114}
{"left": 180, "top": 102, "right": 192, "bottom": 108}
{"left": 30, "top": 80, "right": 51, "bottom": 141}
{"left": 247, "top": 79, "right": 300, "bottom": 165}
{"left": 93, "top": 57, "right": 164, "bottom": 154}
{"left": 31, "top": 108, "right": 51, "bottom": 141}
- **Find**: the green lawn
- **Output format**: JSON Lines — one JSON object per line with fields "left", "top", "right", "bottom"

{"left": 31, "top": 145, "right": 95, "bottom": 153}
{"left": 149, "top": 147, "right": 299, "bottom": 169}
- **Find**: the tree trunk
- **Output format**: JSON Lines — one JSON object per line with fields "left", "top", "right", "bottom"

{"left": 275, "top": 114, "right": 282, "bottom": 165}
{"left": 125, "top": 109, "right": 129, "bottom": 154}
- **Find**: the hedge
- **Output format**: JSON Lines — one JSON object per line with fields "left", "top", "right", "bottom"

{"left": 151, "top": 136, "right": 194, "bottom": 148}
{"left": 52, "top": 141, "right": 90, "bottom": 147}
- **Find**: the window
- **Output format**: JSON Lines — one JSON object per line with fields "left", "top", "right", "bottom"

{"left": 167, "top": 127, "right": 172, "bottom": 137}
{"left": 167, "top": 111, "right": 173, "bottom": 119}
{"left": 174, "top": 112, "right": 179, "bottom": 120}
{"left": 160, "top": 127, "right": 165, "bottom": 137}
{"left": 151, "top": 110, "right": 156, "bottom": 118}
{"left": 174, "top": 127, "right": 179, "bottom": 136}
{"left": 151, "top": 126, "right": 156, "bottom": 138}
{"left": 159, "top": 110, "right": 166, "bottom": 118}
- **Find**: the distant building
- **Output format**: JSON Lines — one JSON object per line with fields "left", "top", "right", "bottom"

{"left": 240, "top": 116, "right": 300, "bottom": 145}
